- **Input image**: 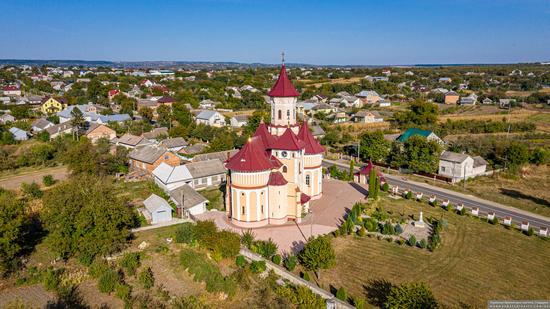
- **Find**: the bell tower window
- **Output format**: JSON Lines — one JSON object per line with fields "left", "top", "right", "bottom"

{"left": 278, "top": 110, "right": 282, "bottom": 120}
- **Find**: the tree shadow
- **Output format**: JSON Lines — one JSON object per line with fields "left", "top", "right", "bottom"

{"left": 363, "top": 278, "right": 395, "bottom": 308}
{"left": 499, "top": 188, "right": 550, "bottom": 207}
{"left": 349, "top": 182, "right": 369, "bottom": 196}
{"left": 46, "top": 285, "right": 90, "bottom": 309}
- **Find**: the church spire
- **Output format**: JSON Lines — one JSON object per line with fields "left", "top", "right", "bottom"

{"left": 267, "top": 53, "right": 299, "bottom": 97}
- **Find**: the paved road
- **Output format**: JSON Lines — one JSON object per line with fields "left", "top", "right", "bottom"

{"left": 323, "top": 159, "right": 550, "bottom": 231}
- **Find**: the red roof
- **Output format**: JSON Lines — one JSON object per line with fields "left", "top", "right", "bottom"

{"left": 355, "top": 161, "right": 385, "bottom": 180}
{"left": 3, "top": 85, "right": 19, "bottom": 91}
{"left": 158, "top": 95, "right": 175, "bottom": 103}
{"left": 268, "top": 171, "right": 287, "bottom": 186}
{"left": 297, "top": 121, "right": 325, "bottom": 155}
{"left": 108, "top": 89, "right": 119, "bottom": 97}
{"left": 300, "top": 193, "right": 311, "bottom": 204}
{"left": 267, "top": 64, "right": 300, "bottom": 97}
{"left": 270, "top": 128, "right": 305, "bottom": 151}
{"left": 225, "top": 137, "right": 274, "bottom": 172}
{"left": 253, "top": 122, "right": 277, "bottom": 149}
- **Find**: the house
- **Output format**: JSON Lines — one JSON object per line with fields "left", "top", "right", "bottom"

{"left": 312, "top": 103, "right": 336, "bottom": 114}
{"left": 310, "top": 124, "right": 325, "bottom": 139}
{"left": 378, "top": 99, "right": 391, "bottom": 107}
{"left": 96, "top": 114, "right": 131, "bottom": 124}
{"left": 342, "top": 96, "right": 362, "bottom": 108}
{"left": 128, "top": 145, "right": 181, "bottom": 174}
{"left": 85, "top": 123, "right": 116, "bottom": 143}
{"left": 9, "top": 127, "right": 28, "bottom": 141}
{"left": 142, "top": 194, "right": 173, "bottom": 224}
{"left": 140, "top": 79, "right": 154, "bottom": 87}
{"left": 57, "top": 104, "right": 99, "bottom": 123}
{"left": 397, "top": 128, "right": 443, "bottom": 144}
{"left": 26, "top": 95, "right": 44, "bottom": 105}
{"left": 3, "top": 85, "right": 21, "bottom": 96}
{"left": 152, "top": 162, "right": 193, "bottom": 192}
{"left": 185, "top": 159, "right": 226, "bottom": 190}
{"left": 333, "top": 112, "right": 349, "bottom": 124}
{"left": 41, "top": 97, "right": 68, "bottom": 114}
{"left": 142, "top": 127, "right": 169, "bottom": 141}
{"left": 354, "top": 161, "right": 385, "bottom": 184}
{"left": 160, "top": 137, "right": 188, "bottom": 152}
{"left": 108, "top": 89, "right": 120, "bottom": 100}
{"left": 45, "top": 122, "right": 73, "bottom": 139}
{"left": 438, "top": 151, "right": 488, "bottom": 183}
{"left": 482, "top": 98, "right": 493, "bottom": 105}
{"left": 31, "top": 118, "right": 54, "bottom": 132}
{"left": 356, "top": 90, "right": 382, "bottom": 104}
{"left": 444, "top": 91, "right": 460, "bottom": 104}
{"left": 230, "top": 114, "right": 249, "bottom": 128}
{"left": 195, "top": 110, "right": 226, "bottom": 127}
{"left": 439, "top": 77, "right": 452, "bottom": 83}
{"left": 157, "top": 95, "right": 175, "bottom": 107}
{"left": 169, "top": 185, "right": 208, "bottom": 217}
{"left": 460, "top": 93, "right": 478, "bottom": 105}
{"left": 0, "top": 113, "right": 15, "bottom": 124}
{"left": 117, "top": 134, "right": 150, "bottom": 149}
{"left": 178, "top": 143, "right": 208, "bottom": 159}
{"left": 198, "top": 99, "right": 220, "bottom": 110}
{"left": 192, "top": 149, "right": 238, "bottom": 163}
{"left": 353, "top": 110, "right": 383, "bottom": 123}
{"left": 499, "top": 99, "right": 515, "bottom": 109}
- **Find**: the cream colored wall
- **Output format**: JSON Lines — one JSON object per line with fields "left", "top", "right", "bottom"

{"left": 268, "top": 184, "right": 287, "bottom": 220}
{"left": 270, "top": 97, "right": 297, "bottom": 126}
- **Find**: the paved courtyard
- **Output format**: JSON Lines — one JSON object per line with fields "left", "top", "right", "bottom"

{"left": 195, "top": 179, "right": 367, "bottom": 254}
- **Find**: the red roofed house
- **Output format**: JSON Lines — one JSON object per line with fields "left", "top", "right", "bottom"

{"left": 224, "top": 60, "right": 325, "bottom": 228}
{"left": 354, "top": 161, "right": 385, "bottom": 185}
{"left": 108, "top": 89, "right": 120, "bottom": 101}
{"left": 3, "top": 85, "right": 21, "bottom": 96}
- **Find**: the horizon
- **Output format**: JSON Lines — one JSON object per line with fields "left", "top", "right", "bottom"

{"left": 1, "top": 0, "right": 549, "bottom": 65}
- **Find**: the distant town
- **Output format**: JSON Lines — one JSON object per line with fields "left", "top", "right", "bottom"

{"left": 1, "top": 58, "right": 549, "bottom": 308}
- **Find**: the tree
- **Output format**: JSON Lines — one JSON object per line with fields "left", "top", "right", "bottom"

{"left": 298, "top": 236, "right": 335, "bottom": 279}
{"left": 385, "top": 282, "right": 438, "bottom": 309}
{"left": 172, "top": 101, "right": 193, "bottom": 127}
{"left": 336, "top": 287, "right": 347, "bottom": 301}
{"left": 530, "top": 148, "right": 549, "bottom": 166}
{"left": 156, "top": 104, "right": 172, "bottom": 128}
{"left": 0, "top": 190, "right": 28, "bottom": 275}
{"left": 349, "top": 160, "right": 355, "bottom": 180}
{"left": 138, "top": 107, "right": 153, "bottom": 122}
{"left": 395, "top": 99, "right": 438, "bottom": 128}
{"left": 70, "top": 107, "right": 85, "bottom": 140}
{"left": 392, "top": 136, "right": 441, "bottom": 173}
{"left": 41, "top": 175, "right": 134, "bottom": 264}
{"left": 505, "top": 141, "right": 529, "bottom": 169}
{"left": 368, "top": 167, "right": 377, "bottom": 198}
{"left": 359, "top": 130, "right": 391, "bottom": 162}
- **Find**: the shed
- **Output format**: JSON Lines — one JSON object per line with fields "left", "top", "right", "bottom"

{"left": 142, "top": 194, "right": 173, "bottom": 224}
{"left": 169, "top": 185, "right": 208, "bottom": 217}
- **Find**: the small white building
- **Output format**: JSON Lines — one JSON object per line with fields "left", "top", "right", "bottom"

{"left": 195, "top": 110, "right": 226, "bottom": 127}
{"left": 169, "top": 185, "right": 208, "bottom": 217}
{"left": 153, "top": 162, "right": 193, "bottom": 192}
{"left": 142, "top": 194, "right": 173, "bottom": 224}
{"left": 230, "top": 115, "right": 249, "bottom": 128}
{"left": 9, "top": 127, "right": 29, "bottom": 141}
{"left": 438, "top": 151, "right": 488, "bottom": 183}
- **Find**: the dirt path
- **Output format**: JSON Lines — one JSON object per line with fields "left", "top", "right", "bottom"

{"left": 0, "top": 166, "right": 68, "bottom": 190}
{"left": 0, "top": 284, "right": 55, "bottom": 308}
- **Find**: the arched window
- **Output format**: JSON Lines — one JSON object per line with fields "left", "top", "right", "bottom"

{"left": 278, "top": 110, "right": 282, "bottom": 120}
{"left": 242, "top": 206, "right": 245, "bottom": 215}
{"left": 283, "top": 166, "right": 287, "bottom": 173}
{"left": 306, "top": 175, "right": 310, "bottom": 186}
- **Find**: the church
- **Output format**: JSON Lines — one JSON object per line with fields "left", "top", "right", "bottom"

{"left": 224, "top": 62, "right": 325, "bottom": 228}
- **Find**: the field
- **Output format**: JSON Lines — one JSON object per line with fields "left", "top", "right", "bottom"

{"left": 318, "top": 196, "right": 550, "bottom": 308}
{"left": 301, "top": 76, "right": 364, "bottom": 88}
{"left": 0, "top": 166, "right": 68, "bottom": 190}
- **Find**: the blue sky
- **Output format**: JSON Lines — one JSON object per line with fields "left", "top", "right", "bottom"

{"left": 0, "top": 0, "right": 549, "bottom": 65}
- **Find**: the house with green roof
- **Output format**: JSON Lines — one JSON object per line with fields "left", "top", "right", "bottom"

{"left": 397, "top": 128, "right": 443, "bottom": 144}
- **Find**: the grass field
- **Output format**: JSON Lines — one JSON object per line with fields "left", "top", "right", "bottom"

{"left": 201, "top": 188, "right": 225, "bottom": 210}
{"left": 318, "top": 196, "right": 550, "bottom": 308}
{"left": 301, "top": 76, "right": 363, "bottom": 88}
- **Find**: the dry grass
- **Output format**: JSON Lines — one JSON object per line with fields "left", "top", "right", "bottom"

{"left": 302, "top": 77, "right": 363, "bottom": 88}
{"left": 438, "top": 109, "right": 539, "bottom": 123}
{"left": 319, "top": 197, "right": 550, "bottom": 308}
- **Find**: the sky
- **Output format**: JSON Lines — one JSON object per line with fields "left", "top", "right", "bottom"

{"left": 0, "top": 0, "right": 549, "bottom": 65}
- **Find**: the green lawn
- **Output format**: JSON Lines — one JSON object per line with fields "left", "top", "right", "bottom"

{"left": 201, "top": 188, "right": 225, "bottom": 211}
{"left": 318, "top": 196, "right": 550, "bottom": 308}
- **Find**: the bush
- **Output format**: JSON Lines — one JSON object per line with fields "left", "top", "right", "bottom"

{"left": 490, "top": 217, "right": 498, "bottom": 225}
{"left": 179, "top": 248, "right": 236, "bottom": 296}
{"left": 301, "top": 271, "right": 310, "bottom": 281}
{"left": 89, "top": 259, "right": 109, "bottom": 279}
{"left": 42, "top": 267, "right": 64, "bottom": 291}
{"left": 335, "top": 287, "right": 347, "bottom": 301}
{"left": 382, "top": 182, "right": 389, "bottom": 192}
{"left": 21, "top": 182, "right": 42, "bottom": 199}
{"left": 459, "top": 207, "right": 466, "bottom": 216}
{"left": 405, "top": 191, "right": 413, "bottom": 199}
{"left": 357, "top": 226, "right": 367, "bottom": 236}
{"left": 396, "top": 239, "right": 405, "bottom": 246}
{"left": 408, "top": 235, "right": 417, "bottom": 247}
{"left": 115, "top": 282, "right": 132, "bottom": 301}
{"left": 284, "top": 255, "right": 298, "bottom": 271}
{"left": 235, "top": 255, "right": 247, "bottom": 268}
{"left": 42, "top": 175, "right": 56, "bottom": 186}
{"left": 394, "top": 224, "right": 403, "bottom": 234}
{"left": 353, "top": 296, "right": 366, "bottom": 309}
{"left": 175, "top": 223, "right": 195, "bottom": 244}
{"left": 419, "top": 239, "right": 427, "bottom": 249}
{"left": 253, "top": 239, "right": 278, "bottom": 259}
{"left": 364, "top": 218, "right": 378, "bottom": 232}
{"left": 525, "top": 228, "right": 534, "bottom": 236}
{"left": 385, "top": 282, "right": 438, "bottom": 308}
{"left": 241, "top": 230, "right": 255, "bottom": 248}
{"left": 430, "top": 200, "right": 439, "bottom": 207}
{"left": 119, "top": 252, "right": 141, "bottom": 276}
{"left": 250, "top": 260, "right": 266, "bottom": 274}
{"left": 139, "top": 267, "right": 155, "bottom": 289}
{"left": 98, "top": 268, "right": 120, "bottom": 294}
{"left": 272, "top": 254, "right": 282, "bottom": 265}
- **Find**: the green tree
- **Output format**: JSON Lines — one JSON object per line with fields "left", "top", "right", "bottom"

{"left": 359, "top": 130, "right": 391, "bottom": 162}
{"left": 385, "top": 282, "right": 438, "bottom": 309}
{"left": 42, "top": 176, "right": 134, "bottom": 264}
{"left": 393, "top": 136, "right": 441, "bottom": 173}
{"left": 395, "top": 99, "right": 438, "bottom": 128}
{"left": 156, "top": 104, "right": 172, "bottom": 128}
{"left": 349, "top": 160, "right": 355, "bottom": 180}
{"left": 138, "top": 107, "right": 153, "bottom": 122}
{"left": 172, "top": 101, "right": 193, "bottom": 127}
{"left": 70, "top": 107, "right": 85, "bottom": 140}
{"left": 298, "top": 236, "right": 335, "bottom": 279}
{"left": 505, "top": 141, "right": 529, "bottom": 169}
{"left": 0, "top": 190, "right": 28, "bottom": 275}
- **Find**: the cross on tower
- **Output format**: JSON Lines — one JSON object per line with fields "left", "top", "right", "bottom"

{"left": 281, "top": 50, "right": 285, "bottom": 64}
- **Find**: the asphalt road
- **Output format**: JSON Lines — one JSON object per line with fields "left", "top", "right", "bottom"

{"left": 323, "top": 159, "right": 550, "bottom": 231}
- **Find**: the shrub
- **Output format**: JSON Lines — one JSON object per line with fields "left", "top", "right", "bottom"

{"left": 490, "top": 217, "right": 498, "bottom": 225}
{"left": 364, "top": 218, "right": 378, "bottom": 232}
{"left": 382, "top": 182, "right": 389, "bottom": 192}
{"left": 42, "top": 175, "right": 56, "bottom": 186}
{"left": 430, "top": 200, "right": 439, "bottom": 207}
{"left": 272, "top": 254, "right": 282, "bottom": 265}
{"left": 241, "top": 230, "right": 255, "bottom": 248}
{"left": 408, "top": 235, "right": 417, "bottom": 247}
{"left": 119, "top": 252, "right": 141, "bottom": 276}
{"left": 382, "top": 223, "right": 395, "bottom": 235}
{"left": 250, "top": 260, "right": 266, "bottom": 274}
{"left": 98, "top": 268, "right": 120, "bottom": 294}
{"left": 525, "top": 228, "right": 534, "bottom": 236}
{"left": 301, "top": 271, "right": 310, "bottom": 281}
{"left": 405, "top": 191, "right": 413, "bottom": 199}
{"left": 353, "top": 296, "right": 366, "bottom": 309}
{"left": 42, "top": 267, "right": 64, "bottom": 291}
{"left": 333, "top": 229, "right": 340, "bottom": 237}
{"left": 385, "top": 282, "right": 438, "bottom": 308}
{"left": 394, "top": 224, "right": 403, "bottom": 234}
{"left": 284, "top": 255, "right": 298, "bottom": 271}
{"left": 175, "top": 222, "right": 195, "bottom": 244}
{"left": 235, "top": 255, "right": 247, "bottom": 268}
{"left": 459, "top": 207, "right": 466, "bottom": 216}
{"left": 419, "top": 239, "right": 427, "bottom": 249}
{"left": 396, "top": 239, "right": 405, "bottom": 245}
{"left": 335, "top": 287, "right": 347, "bottom": 301}
{"left": 115, "top": 282, "right": 132, "bottom": 301}
{"left": 179, "top": 248, "right": 236, "bottom": 296}
{"left": 89, "top": 259, "right": 109, "bottom": 279}
{"left": 21, "top": 182, "right": 43, "bottom": 199}
{"left": 358, "top": 226, "right": 367, "bottom": 236}
{"left": 139, "top": 267, "right": 155, "bottom": 289}
{"left": 253, "top": 239, "right": 278, "bottom": 259}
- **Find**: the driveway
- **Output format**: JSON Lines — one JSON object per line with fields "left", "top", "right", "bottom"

{"left": 195, "top": 179, "right": 365, "bottom": 254}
